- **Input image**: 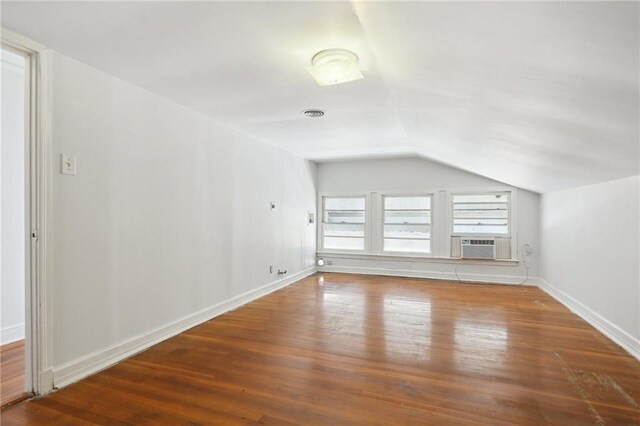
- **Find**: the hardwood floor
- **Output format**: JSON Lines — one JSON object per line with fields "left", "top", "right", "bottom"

{"left": 2, "top": 273, "right": 639, "bottom": 424}
{"left": 1, "top": 340, "right": 29, "bottom": 409}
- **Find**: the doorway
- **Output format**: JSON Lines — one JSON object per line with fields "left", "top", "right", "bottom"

{"left": 0, "top": 46, "right": 31, "bottom": 408}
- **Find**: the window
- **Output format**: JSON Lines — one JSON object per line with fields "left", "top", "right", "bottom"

{"left": 452, "top": 192, "right": 509, "bottom": 236}
{"left": 322, "top": 196, "right": 366, "bottom": 251}
{"left": 383, "top": 195, "right": 431, "bottom": 254}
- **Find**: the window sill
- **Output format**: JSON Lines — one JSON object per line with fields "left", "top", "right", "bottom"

{"left": 316, "top": 251, "right": 519, "bottom": 266}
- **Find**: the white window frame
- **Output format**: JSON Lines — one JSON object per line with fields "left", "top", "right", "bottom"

{"left": 450, "top": 190, "right": 513, "bottom": 238}
{"left": 318, "top": 193, "right": 370, "bottom": 254}
{"left": 379, "top": 193, "right": 433, "bottom": 257}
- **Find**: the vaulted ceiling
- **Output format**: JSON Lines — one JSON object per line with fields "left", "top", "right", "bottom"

{"left": 2, "top": 1, "right": 638, "bottom": 193}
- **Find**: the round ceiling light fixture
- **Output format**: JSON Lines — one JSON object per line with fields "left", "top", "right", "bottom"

{"left": 303, "top": 109, "right": 325, "bottom": 118}
{"left": 307, "top": 48, "right": 364, "bottom": 86}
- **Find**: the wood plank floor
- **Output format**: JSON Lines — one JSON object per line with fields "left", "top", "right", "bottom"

{"left": 1, "top": 340, "right": 29, "bottom": 409}
{"left": 2, "top": 273, "right": 639, "bottom": 425}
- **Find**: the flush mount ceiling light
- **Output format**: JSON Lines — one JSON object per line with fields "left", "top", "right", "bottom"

{"left": 303, "top": 109, "right": 325, "bottom": 117}
{"left": 307, "top": 48, "right": 364, "bottom": 86}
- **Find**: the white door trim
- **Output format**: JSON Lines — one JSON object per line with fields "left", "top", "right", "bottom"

{"left": 2, "top": 28, "right": 54, "bottom": 395}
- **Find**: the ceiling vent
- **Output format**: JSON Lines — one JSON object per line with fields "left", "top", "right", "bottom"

{"left": 303, "top": 109, "right": 325, "bottom": 118}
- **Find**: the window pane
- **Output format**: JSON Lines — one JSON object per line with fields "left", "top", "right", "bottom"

{"left": 324, "top": 237, "right": 365, "bottom": 250}
{"left": 384, "top": 224, "right": 430, "bottom": 239}
{"left": 384, "top": 238, "right": 430, "bottom": 254}
{"left": 325, "top": 210, "right": 365, "bottom": 224}
{"left": 454, "top": 203, "right": 507, "bottom": 211}
{"left": 325, "top": 197, "right": 365, "bottom": 210}
{"left": 454, "top": 209, "right": 508, "bottom": 219}
{"left": 454, "top": 219, "right": 508, "bottom": 226}
{"left": 453, "top": 194, "right": 508, "bottom": 203}
{"left": 322, "top": 196, "right": 366, "bottom": 251}
{"left": 323, "top": 223, "right": 365, "bottom": 237}
{"left": 384, "top": 196, "right": 430, "bottom": 210}
{"left": 453, "top": 224, "right": 509, "bottom": 235}
{"left": 384, "top": 210, "right": 431, "bottom": 224}
{"left": 453, "top": 193, "right": 510, "bottom": 235}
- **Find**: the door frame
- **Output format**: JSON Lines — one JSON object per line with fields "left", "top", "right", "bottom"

{"left": 2, "top": 28, "right": 54, "bottom": 395}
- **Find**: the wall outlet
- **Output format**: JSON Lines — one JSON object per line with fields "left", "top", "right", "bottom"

{"left": 60, "top": 153, "right": 76, "bottom": 175}
{"left": 270, "top": 201, "right": 276, "bottom": 211}
{"left": 307, "top": 212, "right": 315, "bottom": 225}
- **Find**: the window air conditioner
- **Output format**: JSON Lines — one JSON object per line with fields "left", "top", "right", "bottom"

{"left": 461, "top": 238, "right": 495, "bottom": 259}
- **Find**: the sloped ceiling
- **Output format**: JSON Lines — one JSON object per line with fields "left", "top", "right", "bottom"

{"left": 2, "top": 1, "right": 638, "bottom": 193}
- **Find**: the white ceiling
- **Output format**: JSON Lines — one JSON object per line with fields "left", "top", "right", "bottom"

{"left": 2, "top": 1, "right": 638, "bottom": 193}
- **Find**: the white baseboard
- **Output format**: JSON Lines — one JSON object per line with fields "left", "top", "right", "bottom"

{"left": 319, "top": 265, "right": 537, "bottom": 286}
{"left": 538, "top": 278, "right": 640, "bottom": 361}
{"left": 53, "top": 267, "right": 317, "bottom": 388}
{"left": 1, "top": 323, "right": 25, "bottom": 345}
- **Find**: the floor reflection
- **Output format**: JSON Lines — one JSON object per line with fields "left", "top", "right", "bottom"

{"left": 314, "top": 275, "right": 512, "bottom": 375}
{"left": 454, "top": 320, "right": 508, "bottom": 374}
{"left": 315, "top": 279, "right": 434, "bottom": 364}
{"left": 319, "top": 285, "right": 367, "bottom": 357}
{"left": 383, "top": 297, "right": 432, "bottom": 364}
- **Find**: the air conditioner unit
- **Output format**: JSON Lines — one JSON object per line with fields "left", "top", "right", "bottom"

{"left": 461, "top": 238, "right": 495, "bottom": 259}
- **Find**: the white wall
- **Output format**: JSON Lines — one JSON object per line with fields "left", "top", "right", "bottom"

{"left": 539, "top": 175, "right": 639, "bottom": 353}
{"left": 316, "top": 157, "right": 539, "bottom": 284}
{"left": 1, "top": 49, "right": 26, "bottom": 345}
{"left": 49, "top": 52, "right": 317, "bottom": 378}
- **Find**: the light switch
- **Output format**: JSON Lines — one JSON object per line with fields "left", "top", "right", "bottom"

{"left": 61, "top": 153, "right": 76, "bottom": 176}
